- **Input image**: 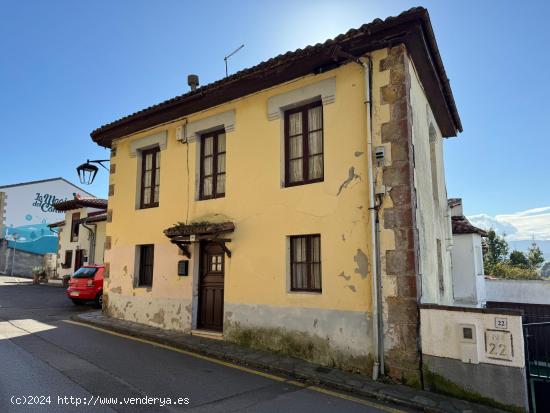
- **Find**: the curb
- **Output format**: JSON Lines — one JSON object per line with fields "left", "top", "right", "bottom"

{"left": 72, "top": 313, "right": 508, "bottom": 413}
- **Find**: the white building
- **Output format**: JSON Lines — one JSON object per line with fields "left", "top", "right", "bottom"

{"left": 448, "top": 198, "right": 487, "bottom": 307}
{"left": 49, "top": 197, "right": 107, "bottom": 277}
{"left": 0, "top": 178, "right": 94, "bottom": 255}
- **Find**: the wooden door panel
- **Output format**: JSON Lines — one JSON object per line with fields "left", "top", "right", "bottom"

{"left": 198, "top": 243, "right": 225, "bottom": 331}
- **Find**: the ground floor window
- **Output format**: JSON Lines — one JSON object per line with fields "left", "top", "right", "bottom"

{"left": 138, "top": 244, "right": 154, "bottom": 287}
{"left": 62, "top": 250, "right": 72, "bottom": 269}
{"left": 290, "top": 234, "right": 321, "bottom": 292}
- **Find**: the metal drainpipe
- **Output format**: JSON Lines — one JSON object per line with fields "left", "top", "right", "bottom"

{"left": 81, "top": 223, "right": 96, "bottom": 265}
{"left": 360, "top": 56, "right": 384, "bottom": 380}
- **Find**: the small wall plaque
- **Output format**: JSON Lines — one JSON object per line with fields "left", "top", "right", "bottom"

{"left": 495, "top": 317, "right": 508, "bottom": 330}
{"left": 178, "top": 260, "right": 189, "bottom": 276}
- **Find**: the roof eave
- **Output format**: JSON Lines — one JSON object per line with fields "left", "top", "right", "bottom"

{"left": 90, "top": 7, "right": 460, "bottom": 148}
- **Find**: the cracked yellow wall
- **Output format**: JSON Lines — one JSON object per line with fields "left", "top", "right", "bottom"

{"left": 104, "top": 62, "right": 376, "bottom": 360}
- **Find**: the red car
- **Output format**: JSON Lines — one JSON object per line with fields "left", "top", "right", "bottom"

{"left": 67, "top": 265, "right": 104, "bottom": 308}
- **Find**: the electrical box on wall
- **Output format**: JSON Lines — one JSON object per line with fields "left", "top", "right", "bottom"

{"left": 458, "top": 323, "right": 479, "bottom": 364}
{"left": 178, "top": 260, "right": 189, "bottom": 276}
{"left": 176, "top": 125, "right": 187, "bottom": 143}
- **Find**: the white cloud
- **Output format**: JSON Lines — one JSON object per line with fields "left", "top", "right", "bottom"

{"left": 468, "top": 206, "right": 550, "bottom": 241}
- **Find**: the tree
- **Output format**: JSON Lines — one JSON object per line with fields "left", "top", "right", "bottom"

{"left": 509, "top": 250, "right": 529, "bottom": 267}
{"left": 484, "top": 229, "right": 509, "bottom": 274}
{"left": 527, "top": 240, "right": 545, "bottom": 269}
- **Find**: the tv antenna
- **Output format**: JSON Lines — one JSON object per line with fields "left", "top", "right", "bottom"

{"left": 224, "top": 44, "right": 244, "bottom": 77}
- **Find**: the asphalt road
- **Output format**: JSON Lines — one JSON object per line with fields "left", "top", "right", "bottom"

{"left": 0, "top": 276, "right": 414, "bottom": 413}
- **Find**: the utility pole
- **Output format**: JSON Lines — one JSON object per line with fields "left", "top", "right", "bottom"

{"left": 10, "top": 233, "right": 17, "bottom": 276}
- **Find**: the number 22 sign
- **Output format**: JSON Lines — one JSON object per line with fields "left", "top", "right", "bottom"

{"left": 485, "top": 330, "right": 513, "bottom": 361}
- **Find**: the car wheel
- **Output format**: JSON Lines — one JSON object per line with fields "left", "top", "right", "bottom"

{"left": 94, "top": 292, "right": 103, "bottom": 309}
{"left": 71, "top": 299, "right": 84, "bottom": 305}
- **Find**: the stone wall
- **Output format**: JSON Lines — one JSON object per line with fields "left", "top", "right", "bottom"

{"left": 375, "top": 45, "right": 421, "bottom": 385}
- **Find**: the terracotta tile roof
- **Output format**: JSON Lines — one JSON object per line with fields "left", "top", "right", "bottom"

{"left": 91, "top": 7, "right": 461, "bottom": 147}
{"left": 447, "top": 198, "right": 462, "bottom": 208}
{"left": 164, "top": 222, "right": 235, "bottom": 238}
{"left": 452, "top": 216, "right": 488, "bottom": 237}
{"left": 83, "top": 214, "right": 107, "bottom": 224}
{"left": 53, "top": 198, "right": 108, "bottom": 212}
{"left": 48, "top": 220, "right": 65, "bottom": 228}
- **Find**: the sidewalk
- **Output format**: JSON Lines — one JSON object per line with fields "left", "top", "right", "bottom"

{"left": 74, "top": 311, "right": 508, "bottom": 413}
{"left": 0, "top": 274, "right": 64, "bottom": 287}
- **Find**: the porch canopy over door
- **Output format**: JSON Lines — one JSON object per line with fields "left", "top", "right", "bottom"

{"left": 163, "top": 221, "right": 234, "bottom": 258}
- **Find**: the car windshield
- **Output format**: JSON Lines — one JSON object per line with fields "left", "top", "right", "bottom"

{"left": 72, "top": 267, "right": 98, "bottom": 278}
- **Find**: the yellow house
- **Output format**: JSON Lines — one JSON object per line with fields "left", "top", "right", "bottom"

{"left": 90, "top": 7, "right": 461, "bottom": 384}
{"left": 49, "top": 197, "right": 108, "bottom": 278}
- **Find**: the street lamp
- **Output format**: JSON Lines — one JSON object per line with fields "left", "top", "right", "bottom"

{"left": 76, "top": 159, "right": 109, "bottom": 185}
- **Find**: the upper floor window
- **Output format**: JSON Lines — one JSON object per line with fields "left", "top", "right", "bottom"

{"left": 70, "top": 212, "right": 80, "bottom": 242}
{"left": 200, "top": 130, "right": 226, "bottom": 200}
{"left": 284, "top": 101, "right": 324, "bottom": 186}
{"left": 140, "top": 147, "right": 160, "bottom": 209}
{"left": 290, "top": 234, "right": 322, "bottom": 292}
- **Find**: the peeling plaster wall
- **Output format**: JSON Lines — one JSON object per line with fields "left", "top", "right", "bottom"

{"left": 105, "top": 293, "right": 192, "bottom": 332}
{"left": 225, "top": 302, "right": 373, "bottom": 372}
{"left": 408, "top": 59, "right": 454, "bottom": 306}
{"left": 103, "top": 63, "right": 375, "bottom": 368}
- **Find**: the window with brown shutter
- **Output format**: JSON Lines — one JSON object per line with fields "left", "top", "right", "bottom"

{"left": 290, "top": 234, "right": 322, "bottom": 292}
{"left": 70, "top": 213, "right": 80, "bottom": 242}
{"left": 62, "top": 250, "right": 73, "bottom": 269}
{"left": 140, "top": 147, "right": 160, "bottom": 209}
{"left": 138, "top": 244, "right": 154, "bottom": 287}
{"left": 284, "top": 101, "right": 324, "bottom": 187}
{"left": 199, "top": 130, "right": 226, "bottom": 200}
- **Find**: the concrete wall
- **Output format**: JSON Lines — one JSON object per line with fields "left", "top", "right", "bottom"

{"left": 487, "top": 278, "right": 550, "bottom": 305}
{"left": 420, "top": 305, "right": 528, "bottom": 411}
{"left": 0, "top": 240, "right": 43, "bottom": 276}
{"left": 452, "top": 233, "right": 486, "bottom": 307}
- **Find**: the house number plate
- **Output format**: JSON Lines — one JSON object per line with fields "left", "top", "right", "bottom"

{"left": 485, "top": 329, "right": 513, "bottom": 361}
{"left": 495, "top": 317, "right": 508, "bottom": 330}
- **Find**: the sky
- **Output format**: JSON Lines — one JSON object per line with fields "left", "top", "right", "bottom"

{"left": 0, "top": 0, "right": 548, "bottom": 240}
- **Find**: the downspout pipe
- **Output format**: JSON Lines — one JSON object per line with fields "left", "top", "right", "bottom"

{"left": 327, "top": 46, "right": 385, "bottom": 380}
{"left": 360, "top": 55, "right": 384, "bottom": 380}
{"left": 81, "top": 223, "right": 96, "bottom": 265}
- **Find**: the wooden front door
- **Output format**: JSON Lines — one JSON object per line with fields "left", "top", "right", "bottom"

{"left": 74, "top": 249, "right": 84, "bottom": 271}
{"left": 198, "top": 243, "right": 225, "bottom": 331}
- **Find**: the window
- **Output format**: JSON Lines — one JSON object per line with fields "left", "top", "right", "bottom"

{"left": 72, "top": 267, "right": 98, "bottom": 278}
{"left": 290, "top": 234, "right": 322, "bottom": 292}
{"left": 429, "top": 124, "right": 439, "bottom": 207}
{"left": 70, "top": 213, "right": 80, "bottom": 242}
{"left": 140, "top": 147, "right": 160, "bottom": 208}
{"left": 138, "top": 245, "right": 154, "bottom": 287}
{"left": 62, "top": 250, "right": 73, "bottom": 269}
{"left": 200, "top": 130, "right": 226, "bottom": 199}
{"left": 437, "top": 239, "right": 444, "bottom": 295}
{"left": 285, "top": 101, "right": 323, "bottom": 186}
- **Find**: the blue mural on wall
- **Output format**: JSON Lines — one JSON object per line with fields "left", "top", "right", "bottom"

{"left": 3, "top": 192, "right": 69, "bottom": 255}
{"left": 5, "top": 222, "right": 59, "bottom": 254}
